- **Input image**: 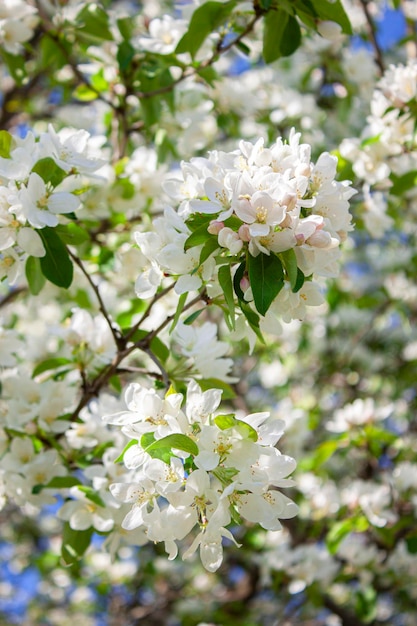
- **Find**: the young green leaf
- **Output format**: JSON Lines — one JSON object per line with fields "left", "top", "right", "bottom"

{"left": 176, "top": 0, "right": 237, "bottom": 58}
{"left": 218, "top": 264, "right": 235, "bottom": 329}
{"left": 280, "top": 248, "right": 299, "bottom": 290}
{"left": 61, "top": 523, "right": 94, "bottom": 565}
{"left": 184, "top": 223, "right": 212, "bottom": 250}
{"left": 0, "top": 130, "right": 12, "bottom": 158}
{"left": 32, "top": 158, "right": 66, "bottom": 187}
{"left": 248, "top": 252, "right": 284, "bottom": 316}
{"left": 25, "top": 256, "right": 46, "bottom": 296}
{"left": 55, "top": 223, "right": 90, "bottom": 246}
{"left": 262, "top": 9, "right": 289, "bottom": 64}
{"left": 32, "top": 357, "right": 72, "bottom": 378}
{"left": 311, "top": 0, "right": 352, "bottom": 34}
{"left": 38, "top": 227, "right": 74, "bottom": 289}
{"left": 214, "top": 414, "right": 258, "bottom": 441}
{"left": 145, "top": 433, "right": 199, "bottom": 457}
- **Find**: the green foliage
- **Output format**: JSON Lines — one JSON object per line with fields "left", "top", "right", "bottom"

{"left": 61, "top": 523, "right": 94, "bottom": 565}
{"left": 0, "top": 130, "right": 12, "bottom": 158}
{"left": 25, "top": 256, "right": 46, "bottom": 295}
{"left": 38, "top": 228, "right": 74, "bottom": 288}
{"left": 176, "top": 1, "right": 237, "bottom": 58}
{"left": 248, "top": 252, "right": 284, "bottom": 315}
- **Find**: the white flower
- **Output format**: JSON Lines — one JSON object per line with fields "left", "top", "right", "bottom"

{"left": 59, "top": 487, "right": 115, "bottom": 532}
{"left": 11, "top": 172, "right": 80, "bottom": 228}
{"left": 40, "top": 124, "right": 106, "bottom": 175}
{"left": 134, "top": 15, "right": 188, "bottom": 55}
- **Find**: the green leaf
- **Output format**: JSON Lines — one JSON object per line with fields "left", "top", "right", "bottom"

{"left": 213, "top": 466, "right": 239, "bottom": 485}
{"left": 293, "top": 267, "right": 305, "bottom": 292}
{"left": 198, "top": 378, "right": 236, "bottom": 399}
{"left": 197, "top": 65, "right": 219, "bottom": 86}
{"left": 55, "top": 223, "right": 90, "bottom": 245}
{"left": 145, "top": 433, "right": 199, "bottom": 457}
{"left": 170, "top": 292, "right": 188, "bottom": 333}
{"left": 280, "top": 248, "right": 299, "bottom": 290}
{"left": 186, "top": 213, "right": 214, "bottom": 232}
{"left": 263, "top": 9, "right": 289, "bottom": 64}
{"left": 184, "top": 223, "right": 212, "bottom": 250}
{"left": 240, "top": 302, "right": 265, "bottom": 343}
{"left": 32, "top": 357, "right": 72, "bottom": 378}
{"left": 390, "top": 170, "right": 417, "bottom": 196}
{"left": 73, "top": 84, "right": 98, "bottom": 102}
{"left": 61, "top": 523, "right": 93, "bottom": 565}
{"left": 233, "top": 261, "right": 246, "bottom": 301}
{"left": 25, "top": 256, "right": 46, "bottom": 296}
{"left": 32, "top": 158, "right": 66, "bottom": 187}
{"left": 199, "top": 237, "right": 219, "bottom": 265}
{"left": 117, "top": 39, "right": 135, "bottom": 71}
{"left": 218, "top": 264, "right": 235, "bottom": 329}
{"left": 0, "top": 130, "right": 12, "bottom": 158}
{"left": 355, "top": 586, "right": 377, "bottom": 623}
{"left": 32, "top": 476, "right": 82, "bottom": 494}
{"left": 280, "top": 14, "right": 302, "bottom": 56}
{"left": 326, "top": 515, "right": 369, "bottom": 554}
{"left": 248, "top": 252, "right": 284, "bottom": 316}
{"left": 406, "top": 534, "right": 417, "bottom": 554}
{"left": 183, "top": 309, "right": 205, "bottom": 325}
{"left": 77, "top": 485, "right": 106, "bottom": 508}
{"left": 40, "top": 34, "right": 69, "bottom": 70}
{"left": 38, "top": 228, "right": 74, "bottom": 289}
{"left": 114, "top": 439, "right": 138, "bottom": 464}
{"left": 176, "top": 0, "right": 237, "bottom": 58}
{"left": 213, "top": 413, "right": 235, "bottom": 429}
{"left": 214, "top": 414, "right": 258, "bottom": 441}
{"left": 0, "top": 48, "right": 26, "bottom": 84}
{"left": 311, "top": 0, "right": 352, "bottom": 34}
{"left": 75, "top": 3, "right": 114, "bottom": 42}
{"left": 300, "top": 439, "right": 342, "bottom": 470}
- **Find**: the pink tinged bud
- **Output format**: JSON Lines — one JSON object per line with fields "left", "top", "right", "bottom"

{"left": 307, "top": 230, "right": 333, "bottom": 248}
{"left": 240, "top": 275, "right": 250, "bottom": 292}
{"left": 238, "top": 224, "right": 251, "bottom": 241}
{"left": 208, "top": 220, "right": 224, "bottom": 235}
{"left": 295, "top": 233, "right": 305, "bottom": 245}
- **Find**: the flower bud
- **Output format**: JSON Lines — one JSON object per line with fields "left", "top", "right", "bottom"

{"left": 208, "top": 220, "right": 224, "bottom": 235}
{"left": 238, "top": 224, "right": 251, "bottom": 242}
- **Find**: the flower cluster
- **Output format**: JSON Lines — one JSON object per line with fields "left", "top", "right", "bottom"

{"left": 104, "top": 380, "right": 298, "bottom": 572}
{"left": 0, "top": 0, "right": 38, "bottom": 55}
{"left": 0, "top": 125, "right": 105, "bottom": 284}
{"left": 135, "top": 130, "right": 355, "bottom": 325}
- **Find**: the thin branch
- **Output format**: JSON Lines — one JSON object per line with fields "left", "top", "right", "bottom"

{"left": 142, "top": 347, "right": 170, "bottom": 388}
{"left": 358, "top": 0, "right": 385, "bottom": 75}
{"left": 124, "top": 282, "right": 176, "bottom": 342}
{"left": 69, "top": 288, "right": 209, "bottom": 420}
{"left": 135, "top": 13, "right": 262, "bottom": 100}
{"left": 0, "top": 287, "right": 26, "bottom": 309}
{"left": 68, "top": 249, "right": 124, "bottom": 349}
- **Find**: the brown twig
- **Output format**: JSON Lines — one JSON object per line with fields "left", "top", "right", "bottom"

{"left": 68, "top": 249, "right": 124, "bottom": 349}
{"left": 358, "top": 0, "right": 385, "bottom": 75}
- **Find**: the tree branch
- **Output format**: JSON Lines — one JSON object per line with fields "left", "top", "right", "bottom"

{"left": 358, "top": 0, "right": 385, "bottom": 75}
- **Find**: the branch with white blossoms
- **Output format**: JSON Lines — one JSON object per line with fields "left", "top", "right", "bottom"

{"left": 0, "top": 124, "right": 106, "bottom": 289}
{"left": 135, "top": 129, "right": 355, "bottom": 336}
{"left": 102, "top": 379, "right": 298, "bottom": 572}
